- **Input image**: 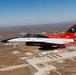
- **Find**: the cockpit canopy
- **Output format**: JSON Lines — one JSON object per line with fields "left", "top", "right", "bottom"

{"left": 19, "top": 33, "right": 46, "bottom": 38}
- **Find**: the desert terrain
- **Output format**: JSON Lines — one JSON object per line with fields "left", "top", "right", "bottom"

{"left": 0, "top": 24, "right": 76, "bottom": 75}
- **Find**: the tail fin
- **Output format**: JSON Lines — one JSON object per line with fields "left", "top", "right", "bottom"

{"left": 65, "top": 24, "right": 76, "bottom": 34}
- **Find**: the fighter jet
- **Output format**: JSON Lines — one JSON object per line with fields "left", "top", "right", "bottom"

{"left": 1, "top": 24, "right": 76, "bottom": 48}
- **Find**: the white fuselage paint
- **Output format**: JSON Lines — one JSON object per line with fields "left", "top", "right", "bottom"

{"left": 7, "top": 38, "right": 74, "bottom": 44}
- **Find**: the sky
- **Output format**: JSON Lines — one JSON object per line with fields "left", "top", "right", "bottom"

{"left": 0, "top": 0, "right": 76, "bottom": 27}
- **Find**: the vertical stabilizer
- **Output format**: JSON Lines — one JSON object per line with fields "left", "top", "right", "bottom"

{"left": 65, "top": 24, "right": 76, "bottom": 34}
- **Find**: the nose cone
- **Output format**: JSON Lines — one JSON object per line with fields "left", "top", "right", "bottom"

{"left": 1, "top": 39, "right": 8, "bottom": 43}
{"left": 1, "top": 37, "right": 19, "bottom": 43}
